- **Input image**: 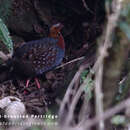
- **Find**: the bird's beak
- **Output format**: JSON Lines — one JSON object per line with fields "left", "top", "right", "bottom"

{"left": 50, "top": 23, "right": 64, "bottom": 31}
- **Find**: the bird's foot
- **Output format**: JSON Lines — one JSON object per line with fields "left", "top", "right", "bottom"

{"left": 24, "top": 79, "right": 30, "bottom": 94}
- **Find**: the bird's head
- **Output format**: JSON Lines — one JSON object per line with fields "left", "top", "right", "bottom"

{"left": 50, "top": 23, "right": 64, "bottom": 39}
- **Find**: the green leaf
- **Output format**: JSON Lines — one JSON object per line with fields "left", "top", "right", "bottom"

{"left": 119, "top": 3, "right": 130, "bottom": 41}
{"left": 0, "top": 18, "right": 13, "bottom": 52}
{"left": 120, "top": 3, "right": 130, "bottom": 19}
{"left": 111, "top": 115, "right": 126, "bottom": 125}
{"left": 119, "top": 22, "right": 130, "bottom": 41}
{"left": 84, "top": 77, "right": 93, "bottom": 101}
{"left": 81, "top": 70, "right": 89, "bottom": 82}
{"left": 81, "top": 70, "right": 93, "bottom": 101}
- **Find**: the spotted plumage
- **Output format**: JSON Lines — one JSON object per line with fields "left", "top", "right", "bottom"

{"left": 13, "top": 37, "right": 64, "bottom": 76}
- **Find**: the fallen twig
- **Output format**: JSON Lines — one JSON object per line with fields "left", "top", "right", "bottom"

{"left": 56, "top": 56, "right": 85, "bottom": 69}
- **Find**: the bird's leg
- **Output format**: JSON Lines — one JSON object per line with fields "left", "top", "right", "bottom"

{"left": 24, "top": 79, "right": 31, "bottom": 94}
{"left": 26, "top": 79, "right": 30, "bottom": 88}
{"left": 35, "top": 78, "right": 41, "bottom": 89}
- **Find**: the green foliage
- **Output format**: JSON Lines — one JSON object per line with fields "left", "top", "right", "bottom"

{"left": 111, "top": 115, "right": 126, "bottom": 125}
{"left": 116, "top": 83, "right": 126, "bottom": 101}
{"left": 81, "top": 70, "right": 89, "bottom": 82}
{"left": 0, "top": 18, "right": 13, "bottom": 53}
{"left": 119, "top": 3, "right": 130, "bottom": 41}
{"left": 84, "top": 77, "right": 93, "bottom": 101}
{"left": 116, "top": 73, "right": 130, "bottom": 103}
{"left": 119, "top": 22, "right": 130, "bottom": 40}
{"left": 0, "top": 0, "right": 12, "bottom": 22}
{"left": 81, "top": 70, "right": 93, "bottom": 101}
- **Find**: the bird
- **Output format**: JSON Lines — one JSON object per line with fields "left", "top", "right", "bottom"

{"left": 0, "top": 23, "right": 65, "bottom": 90}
